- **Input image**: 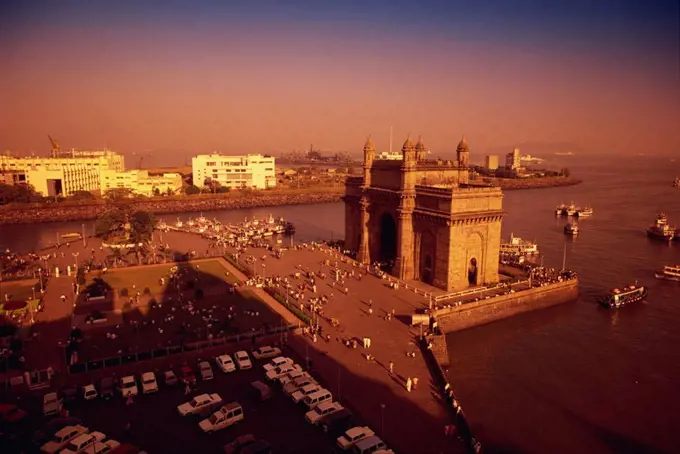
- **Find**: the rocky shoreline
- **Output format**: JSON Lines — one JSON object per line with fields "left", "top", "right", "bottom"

{"left": 0, "top": 192, "right": 343, "bottom": 225}
{"left": 492, "top": 176, "right": 582, "bottom": 190}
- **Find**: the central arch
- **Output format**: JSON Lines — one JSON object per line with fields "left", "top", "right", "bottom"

{"left": 379, "top": 213, "right": 397, "bottom": 263}
{"left": 468, "top": 257, "right": 478, "bottom": 285}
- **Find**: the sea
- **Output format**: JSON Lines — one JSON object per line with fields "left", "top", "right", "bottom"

{"left": 1, "top": 155, "right": 679, "bottom": 454}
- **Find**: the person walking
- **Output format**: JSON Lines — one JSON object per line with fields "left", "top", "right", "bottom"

{"left": 184, "top": 382, "right": 192, "bottom": 395}
{"left": 412, "top": 377, "right": 419, "bottom": 390}
{"left": 388, "top": 361, "right": 394, "bottom": 374}
{"left": 406, "top": 377, "right": 412, "bottom": 392}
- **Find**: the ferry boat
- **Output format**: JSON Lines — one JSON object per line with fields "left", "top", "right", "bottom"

{"left": 655, "top": 265, "right": 680, "bottom": 282}
{"left": 500, "top": 234, "right": 539, "bottom": 256}
{"left": 175, "top": 218, "right": 183, "bottom": 228}
{"left": 555, "top": 203, "right": 568, "bottom": 215}
{"left": 646, "top": 213, "right": 675, "bottom": 241}
{"left": 61, "top": 233, "right": 82, "bottom": 239}
{"left": 564, "top": 222, "right": 579, "bottom": 235}
{"left": 598, "top": 284, "right": 648, "bottom": 309}
{"left": 565, "top": 203, "right": 578, "bottom": 216}
{"left": 575, "top": 207, "right": 593, "bottom": 217}
{"left": 673, "top": 177, "right": 679, "bottom": 188}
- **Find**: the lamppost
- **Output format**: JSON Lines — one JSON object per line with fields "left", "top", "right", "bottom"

{"left": 380, "top": 404, "right": 386, "bottom": 436}
{"left": 262, "top": 263, "right": 266, "bottom": 281}
{"left": 81, "top": 223, "right": 86, "bottom": 247}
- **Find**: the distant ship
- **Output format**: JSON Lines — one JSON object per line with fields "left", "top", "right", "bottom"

{"left": 673, "top": 177, "right": 679, "bottom": 188}
{"left": 564, "top": 222, "right": 579, "bottom": 235}
{"left": 655, "top": 265, "right": 680, "bottom": 282}
{"left": 647, "top": 213, "right": 675, "bottom": 242}
{"left": 555, "top": 201, "right": 577, "bottom": 216}
{"left": 554, "top": 152, "right": 574, "bottom": 156}
{"left": 598, "top": 284, "right": 648, "bottom": 309}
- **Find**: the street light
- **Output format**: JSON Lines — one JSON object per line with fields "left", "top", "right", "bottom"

{"left": 380, "top": 404, "right": 386, "bottom": 436}
{"left": 262, "top": 263, "right": 266, "bottom": 281}
{"left": 72, "top": 252, "right": 80, "bottom": 270}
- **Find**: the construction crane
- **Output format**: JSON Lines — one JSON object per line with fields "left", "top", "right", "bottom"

{"left": 138, "top": 155, "right": 144, "bottom": 169}
{"left": 48, "top": 135, "right": 61, "bottom": 157}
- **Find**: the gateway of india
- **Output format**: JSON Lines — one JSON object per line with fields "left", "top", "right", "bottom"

{"left": 343, "top": 135, "right": 505, "bottom": 291}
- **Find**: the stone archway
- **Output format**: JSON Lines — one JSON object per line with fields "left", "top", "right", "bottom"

{"left": 468, "top": 257, "right": 478, "bottom": 285}
{"left": 379, "top": 213, "right": 397, "bottom": 263}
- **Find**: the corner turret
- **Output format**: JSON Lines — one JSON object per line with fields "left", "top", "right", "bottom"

{"left": 363, "top": 135, "right": 375, "bottom": 187}
{"left": 415, "top": 136, "right": 428, "bottom": 161}
{"left": 402, "top": 135, "right": 416, "bottom": 167}
{"left": 456, "top": 135, "right": 470, "bottom": 168}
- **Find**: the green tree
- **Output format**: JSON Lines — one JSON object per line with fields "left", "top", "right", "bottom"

{"left": 129, "top": 210, "right": 157, "bottom": 243}
{"left": 185, "top": 185, "right": 201, "bottom": 195}
{"left": 104, "top": 188, "right": 134, "bottom": 200}
{"left": 69, "top": 190, "right": 97, "bottom": 201}
{"left": 152, "top": 187, "right": 161, "bottom": 196}
{"left": 0, "top": 183, "right": 42, "bottom": 204}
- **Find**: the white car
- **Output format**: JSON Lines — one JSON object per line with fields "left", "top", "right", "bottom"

{"left": 83, "top": 384, "right": 98, "bottom": 400}
{"left": 305, "top": 401, "right": 344, "bottom": 425}
{"left": 278, "top": 369, "right": 306, "bottom": 386}
{"left": 283, "top": 375, "right": 317, "bottom": 396}
{"left": 199, "top": 361, "right": 214, "bottom": 380}
{"left": 265, "top": 363, "right": 302, "bottom": 381}
{"left": 177, "top": 393, "right": 222, "bottom": 416}
{"left": 262, "top": 356, "right": 293, "bottom": 372}
{"left": 198, "top": 402, "right": 244, "bottom": 433}
{"left": 291, "top": 384, "right": 322, "bottom": 403}
{"left": 43, "top": 392, "right": 62, "bottom": 417}
{"left": 141, "top": 372, "right": 159, "bottom": 394}
{"left": 59, "top": 431, "right": 106, "bottom": 454}
{"left": 216, "top": 354, "right": 236, "bottom": 373}
{"left": 252, "top": 345, "right": 282, "bottom": 360}
{"left": 40, "top": 425, "right": 89, "bottom": 453}
{"left": 119, "top": 376, "right": 138, "bottom": 398}
{"left": 234, "top": 351, "right": 253, "bottom": 370}
{"left": 337, "top": 426, "right": 376, "bottom": 450}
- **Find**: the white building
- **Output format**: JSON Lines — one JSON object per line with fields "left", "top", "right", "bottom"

{"left": 192, "top": 154, "right": 276, "bottom": 190}
{"left": 100, "top": 169, "right": 183, "bottom": 197}
{"left": 484, "top": 155, "right": 499, "bottom": 170}
{"left": 375, "top": 151, "right": 403, "bottom": 160}
{"left": 0, "top": 149, "right": 125, "bottom": 197}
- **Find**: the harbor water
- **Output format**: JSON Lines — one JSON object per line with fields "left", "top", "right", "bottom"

{"left": 1, "top": 155, "right": 679, "bottom": 453}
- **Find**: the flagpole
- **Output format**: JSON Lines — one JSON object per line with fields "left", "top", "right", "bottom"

{"left": 389, "top": 125, "right": 393, "bottom": 154}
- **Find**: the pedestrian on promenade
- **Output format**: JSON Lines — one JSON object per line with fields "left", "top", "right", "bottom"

{"left": 412, "top": 377, "right": 419, "bottom": 389}
{"left": 388, "top": 361, "right": 394, "bottom": 374}
{"left": 406, "top": 377, "right": 412, "bottom": 392}
{"left": 184, "top": 383, "right": 191, "bottom": 395}
{"left": 126, "top": 394, "right": 134, "bottom": 405}
{"left": 366, "top": 337, "right": 371, "bottom": 348}
{"left": 368, "top": 307, "right": 373, "bottom": 315}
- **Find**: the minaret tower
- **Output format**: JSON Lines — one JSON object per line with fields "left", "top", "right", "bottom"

{"left": 415, "top": 136, "right": 428, "bottom": 161}
{"left": 394, "top": 136, "right": 417, "bottom": 279}
{"left": 362, "top": 135, "right": 375, "bottom": 187}
{"left": 357, "top": 136, "right": 375, "bottom": 264}
{"left": 456, "top": 135, "right": 470, "bottom": 184}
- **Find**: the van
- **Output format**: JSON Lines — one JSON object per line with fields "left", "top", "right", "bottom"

{"left": 250, "top": 381, "right": 273, "bottom": 401}
{"left": 351, "top": 435, "right": 387, "bottom": 454}
{"left": 302, "top": 389, "right": 332, "bottom": 410}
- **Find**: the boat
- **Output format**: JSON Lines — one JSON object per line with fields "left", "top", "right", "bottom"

{"left": 555, "top": 203, "right": 568, "bottom": 216}
{"left": 500, "top": 234, "right": 539, "bottom": 255}
{"left": 575, "top": 207, "right": 593, "bottom": 217}
{"left": 655, "top": 265, "right": 680, "bottom": 282}
{"left": 673, "top": 177, "right": 679, "bottom": 188}
{"left": 564, "top": 222, "right": 579, "bottom": 235}
{"left": 598, "top": 284, "right": 648, "bottom": 309}
{"left": 646, "top": 213, "right": 675, "bottom": 241}
{"left": 565, "top": 202, "right": 578, "bottom": 216}
{"left": 61, "top": 233, "right": 81, "bottom": 239}
{"left": 175, "top": 218, "right": 183, "bottom": 228}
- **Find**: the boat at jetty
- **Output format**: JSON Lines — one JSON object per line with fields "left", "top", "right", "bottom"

{"left": 655, "top": 265, "right": 680, "bottom": 282}
{"left": 564, "top": 222, "right": 579, "bottom": 235}
{"left": 61, "top": 233, "right": 81, "bottom": 239}
{"left": 575, "top": 206, "right": 593, "bottom": 217}
{"left": 598, "top": 284, "right": 648, "bottom": 309}
{"left": 647, "top": 213, "right": 675, "bottom": 242}
{"left": 500, "top": 234, "right": 539, "bottom": 256}
{"left": 673, "top": 177, "right": 679, "bottom": 188}
{"left": 555, "top": 202, "right": 577, "bottom": 216}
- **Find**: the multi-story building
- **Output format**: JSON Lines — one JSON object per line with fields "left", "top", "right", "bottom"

{"left": 505, "top": 148, "right": 521, "bottom": 170}
{"left": 100, "top": 169, "right": 183, "bottom": 197}
{"left": 484, "top": 155, "right": 499, "bottom": 170}
{"left": 192, "top": 154, "right": 276, "bottom": 190}
{"left": 0, "top": 149, "right": 125, "bottom": 197}
{"left": 376, "top": 151, "right": 403, "bottom": 160}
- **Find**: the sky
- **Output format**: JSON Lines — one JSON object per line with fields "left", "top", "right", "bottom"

{"left": 1, "top": 0, "right": 679, "bottom": 163}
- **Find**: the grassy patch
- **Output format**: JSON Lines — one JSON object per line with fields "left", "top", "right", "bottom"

{"left": 0, "top": 279, "right": 40, "bottom": 303}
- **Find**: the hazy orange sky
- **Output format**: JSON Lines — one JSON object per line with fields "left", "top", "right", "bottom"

{"left": 1, "top": 1, "right": 679, "bottom": 162}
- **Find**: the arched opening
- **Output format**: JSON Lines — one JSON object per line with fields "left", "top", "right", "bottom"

{"left": 379, "top": 213, "right": 397, "bottom": 264}
{"left": 468, "top": 257, "right": 478, "bottom": 285}
{"left": 421, "top": 254, "right": 433, "bottom": 284}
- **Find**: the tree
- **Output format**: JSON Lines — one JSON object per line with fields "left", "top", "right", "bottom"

{"left": 104, "top": 188, "right": 134, "bottom": 200}
{"left": 129, "top": 210, "right": 156, "bottom": 243}
{"left": 185, "top": 185, "right": 201, "bottom": 195}
{"left": 203, "top": 177, "right": 221, "bottom": 193}
{"left": 94, "top": 206, "right": 156, "bottom": 244}
{"left": 217, "top": 186, "right": 230, "bottom": 194}
{"left": 69, "top": 190, "right": 96, "bottom": 201}
{"left": 0, "top": 183, "right": 42, "bottom": 204}
{"left": 152, "top": 187, "right": 161, "bottom": 197}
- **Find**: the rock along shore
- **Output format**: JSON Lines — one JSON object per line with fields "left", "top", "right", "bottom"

{"left": 0, "top": 191, "right": 343, "bottom": 225}
{"left": 493, "top": 176, "right": 582, "bottom": 190}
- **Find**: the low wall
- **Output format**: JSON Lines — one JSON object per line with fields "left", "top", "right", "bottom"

{"left": 434, "top": 279, "right": 579, "bottom": 333}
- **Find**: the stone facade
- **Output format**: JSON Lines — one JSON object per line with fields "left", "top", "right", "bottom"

{"left": 344, "top": 135, "right": 505, "bottom": 291}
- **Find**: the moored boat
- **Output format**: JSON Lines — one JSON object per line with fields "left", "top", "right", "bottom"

{"left": 61, "top": 233, "right": 81, "bottom": 239}
{"left": 646, "top": 213, "right": 675, "bottom": 241}
{"left": 500, "top": 233, "right": 539, "bottom": 255}
{"left": 555, "top": 203, "right": 568, "bottom": 215}
{"left": 655, "top": 265, "right": 680, "bottom": 282}
{"left": 673, "top": 177, "right": 679, "bottom": 188}
{"left": 575, "top": 206, "right": 593, "bottom": 217}
{"left": 598, "top": 284, "right": 648, "bottom": 308}
{"left": 564, "top": 222, "right": 579, "bottom": 235}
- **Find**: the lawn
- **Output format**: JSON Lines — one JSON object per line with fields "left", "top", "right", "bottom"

{"left": 0, "top": 279, "right": 41, "bottom": 315}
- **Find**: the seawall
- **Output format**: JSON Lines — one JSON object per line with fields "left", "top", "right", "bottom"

{"left": 434, "top": 279, "right": 579, "bottom": 333}
{"left": 486, "top": 176, "right": 582, "bottom": 190}
{"left": 0, "top": 192, "right": 343, "bottom": 225}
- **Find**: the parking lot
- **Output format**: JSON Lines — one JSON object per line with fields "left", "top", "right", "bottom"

{"left": 5, "top": 344, "right": 354, "bottom": 454}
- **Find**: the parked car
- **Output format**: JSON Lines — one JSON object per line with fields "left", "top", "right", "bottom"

{"left": 252, "top": 346, "right": 281, "bottom": 360}
{"left": 0, "top": 403, "right": 28, "bottom": 424}
{"left": 240, "top": 440, "right": 273, "bottom": 454}
{"left": 283, "top": 376, "right": 317, "bottom": 396}
{"left": 278, "top": 369, "right": 306, "bottom": 386}
{"left": 83, "top": 384, "right": 98, "bottom": 401}
{"left": 100, "top": 377, "right": 115, "bottom": 400}
{"left": 234, "top": 351, "right": 252, "bottom": 370}
{"left": 224, "top": 434, "right": 257, "bottom": 454}
{"left": 32, "top": 418, "right": 83, "bottom": 447}
{"left": 140, "top": 372, "right": 158, "bottom": 394}
{"left": 177, "top": 393, "right": 223, "bottom": 417}
{"left": 216, "top": 354, "right": 236, "bottom": 373}
{"left": 250, "top": 381, "right": 273, "bottom": 402}
{"left": 60, "top": 386, "right": 78, "bottom": 404}
{"left": 119, "top": 376, "right": 138, "bottom": 398}
{"left": 59, "top": 431, "right": 106, "bottom": 454}
{"left": 40, "top": 424, "right": 89, "bottom": 453}
{"left": 42, "top": 393, "right": 62, "bottom": 417}
{"left": 179, "top": 365, "right": 197, "bottom": 385}
{"left": 164, "top": 370, "right": 179, "bottom": 386}
{"left": 337, "top": 426, "right": 374, "bottom": 450}
{"left": 320, "top": 408, "right": 354, "bottom": 436}
{"left": 305, "top": 401, "right": 344, "bottom": 425}
{"left": 199, "top": 402, "right": 244, "bottom": 433}
{"left": 199, "top": 361, "right": 214, "bottom": 380}
{"left": 266, "top": 363, "right": 302, "bottom": 381}
{"left": 291, "top": 384, "right": 322, "bottom": 403}
{"left": 262, "top": 356, "right": 293, "bottom": 372}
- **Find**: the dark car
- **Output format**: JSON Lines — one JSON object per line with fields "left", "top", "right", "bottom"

{"left": 0, "top": 404, "right": 28, "bottom": 424}
{"left": 319, "top": 408, "right": 353, "bottom": 435}
{"left": 240, "top": 440, "right": 273, "bottom": 454}
{"left": 100, "top": 377, "right": 115, "bottom": 400}
{"left": 60, "top": 386, "right": 78, "bottom": 404}
{"left": 179, "top": 365, "right": 197, "bottom": 385}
